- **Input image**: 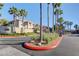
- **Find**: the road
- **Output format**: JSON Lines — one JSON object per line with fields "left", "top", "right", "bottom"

{"left": 0, "top": 34, "right": 79, "bottom": 56}
{"left": 12, "top": 34, "right": 79, "bottom": 56}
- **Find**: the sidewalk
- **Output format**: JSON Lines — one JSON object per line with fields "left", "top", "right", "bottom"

{"left": 0, "top": 45, "right": 30, "bottom": 56}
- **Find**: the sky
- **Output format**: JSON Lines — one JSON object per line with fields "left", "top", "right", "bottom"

{"left": 0, "top": 3, "right": 79, "bottom": 29}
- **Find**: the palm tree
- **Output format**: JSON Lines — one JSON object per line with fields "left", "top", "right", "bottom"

{"left": 47, "top": 3, "right": 50, "bottom": 33}
{"left": 69, "top": 22, "right": 73, "bottom": 31}
{"left": 74, "top": 24, "right": 78, "bottom": 30}
{"left": 19, "top": 9, "right": 27, "bottom": 21}
{"left": 39, "top": 3, "right": 42, "bottom": 45}
{"left": 19, "top": 9, "right": 27, "bottom": 33}
{"left": 54, "top": 3, "right": 62, "bottom": 32}
{"left": 8, "top": 6, "right": 18, "bottom": 21}
{"left": 64, "top": 21, "right": 68, "bottom": 30}
{"left": 67, "top": 21, "right": 70, "bottom": 31}
{"left": 52, "top": 3, "right": 54, "bottom": 32}
{"left": 8, "top": 6, "right": 18, "bottom": 32}
{"left": 57, "top": 17, "right": 64, "bottom": 25}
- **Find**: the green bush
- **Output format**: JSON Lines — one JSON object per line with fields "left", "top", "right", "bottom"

{"left": 30, "top": 33, "right": 59, "bottom": 45}
{"left": 25, "top": 32, "right": 36, "bottom": 36}
{"left": 31, "top": 35, "right": 39, "bottom": 40}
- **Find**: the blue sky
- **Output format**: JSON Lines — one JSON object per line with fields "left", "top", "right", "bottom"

{"left": 0, "top": 3, "right": 79, "bottom": 29}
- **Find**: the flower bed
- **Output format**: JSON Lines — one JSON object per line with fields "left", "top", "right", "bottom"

{"left": 23, "top": 35, "right": 64, "bottom": 50}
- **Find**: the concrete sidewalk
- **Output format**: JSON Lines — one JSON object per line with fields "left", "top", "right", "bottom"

{"left": 0, "top": 45, "right": 30, "bottom": 56}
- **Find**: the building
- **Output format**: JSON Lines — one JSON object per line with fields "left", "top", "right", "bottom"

{"left": 0, "top": 26, "right": 11, "bottom": 34}
{"left": 9, "top": 19, "right": 34, "bottom": 33}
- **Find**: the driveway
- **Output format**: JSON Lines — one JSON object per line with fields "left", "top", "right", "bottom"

{"left": 12, "top": 34, "right": 79, "bottom": 56}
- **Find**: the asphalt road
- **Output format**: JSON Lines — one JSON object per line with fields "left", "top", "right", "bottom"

{"left": 0, "top": 34, "right": 79, "bottom": 56}
{"left": 12, "top": 34, "right": 79, "bottom": 56}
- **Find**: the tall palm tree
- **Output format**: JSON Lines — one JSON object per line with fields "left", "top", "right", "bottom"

{"left": 64, "top": 21, "right": 68, "bottom": 30}
{"left": 74, "top": 24, "right": 78, "bottom": 30}
{"left": 8, "top": 6, "right": 18, "bottom": 32}
{"left": 19, "top": 9, "right": 27, "bottom": 21}
{"left": 39, "top": 3, "right": 43, "bottom": 45}
{"left": 69, "top": 22, "right": 73, "bottom": 31}
{"left": 52, "top": 3, "right": 54, "bottom": 32}
{"left": 19, "top": 9, "right": 27, "bottom": 33}
{"left": 57, "top": 17, "right": 64, "bottom": 25}
{"left": 66, "top": 21, "right": 70, "bottom": 31}
{"left": 8, "top": 6, "right": 18, "bottom": 22}
{"left": 54, "top": 3, "right": 62, "bottom": 32}
{"left": 47, "top": 3, "right": 50, "bottom": 33}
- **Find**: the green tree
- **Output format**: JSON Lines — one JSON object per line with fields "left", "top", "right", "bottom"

{"left": 69, "top": 22, "right": 73, "bottom": 31}
{"left": 0, "top": 3, "right": 3, "bottom": 16}
{"left": 57, "top": 17, "right": 64, "bottom": 24}
{"left": 54, "top": 3, "right": 62, "bottom": 32}
{"left": 74, "top": 24, "right": 78, "bottom": 30}
{"left": 8, "top": 6, "right": 18, "bottom": 22}
{"left": 0, "top": 3, "right": 3, "bottom": 10}
{"left": 0, "top": 19, "right": 8, "bottom": 26}
{"left": 19, "top": 9, "right": 27, "bottom": 21}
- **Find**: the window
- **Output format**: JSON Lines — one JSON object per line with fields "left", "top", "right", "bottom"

{"left": 5, "top": 28, "right": 9, "bottom": 31}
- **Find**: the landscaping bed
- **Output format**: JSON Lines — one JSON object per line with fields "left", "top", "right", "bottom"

{"left": 0, "top": 32, "right": 36, "bottom": 38}
{"left": 23, "top": 33, "right": 64, "bottom": 50}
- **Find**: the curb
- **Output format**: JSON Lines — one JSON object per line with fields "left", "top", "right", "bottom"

{"left": 23, "top": 35, "right": 64, "bottom": 50}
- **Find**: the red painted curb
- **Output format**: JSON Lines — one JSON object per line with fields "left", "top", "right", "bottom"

{"left": 23, "top": 36, "right": 64, "bottom": 50}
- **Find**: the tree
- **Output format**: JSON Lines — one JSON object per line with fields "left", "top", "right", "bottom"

{"left": 0, "top": 3, "right": 3, "bottom": 16}
{"left": 54, "top": 3, "right": 62, "bottom": 32}
{"left": 0, "top": 3, "right": 3, "bottom": 10}
{"left": 19, "top": 9, "right": 27, "bottom": 21}
{"left": 0, "top": 19, "right": 8, "bottom": 26}
{"left": 8, "top": 6, "right": 18, "bottom": 20}
{"left": 8, "top": 6, "right": 18, "bottom": 33}
{"left": 64, "top": 21, "right": 70, "bottom": 30}
{"left": 69, "top": 22, "right": 73, "bottom": 31}
{"left": 74, "top": 24, "right": 78, "bottom": 30}
{"left": 57, "top": 17, "right": 64, "bottom": 32}
{"left": 57, "top": 17, "right": 64, "bottom": 24}
{"left": 39, "top": 3, "right": 43, "bottom": 45}
{"left": 63, "top": 21, "right": 68, "bottom": 30}
{"left": 47, "top": 3, "right": 50, "bottom": 33}
{"left": 52, "top": 3, "right": 55, "bottom": 32}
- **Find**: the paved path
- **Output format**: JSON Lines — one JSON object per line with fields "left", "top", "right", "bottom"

{"left": 12, "top": 34, "right": 79, "bottom": 56}
{"left": 0, "top": 45, "right": 29, "bottom": 56}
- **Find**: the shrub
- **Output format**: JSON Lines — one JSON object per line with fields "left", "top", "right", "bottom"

{"left": 25, "top": 32, "right": 36, "bottom": 36}
{"left": 30, "top": 33, "right": 59, "bottom": 45}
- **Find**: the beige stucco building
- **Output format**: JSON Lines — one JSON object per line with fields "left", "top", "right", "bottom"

{"left": 10, "top": 19, "right": 34, "bottom": 33}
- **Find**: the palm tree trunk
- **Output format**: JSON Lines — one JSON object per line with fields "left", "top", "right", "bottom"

{"left": 70, "top": 25, "right": 71, "bottom": 31}
{"left": 13, "top": 14, "right": 16, "bottom": 33}
{"left": 40, "top": 3, "right": 42, "bottom": 43}
{"left": 56, "top": 13, "right": 59, "bottom": 32}
{"left": 52, "top": 3, "right": 54, "bottom": 33}
{"left": 47, "top": 3, "right": 49, "bottom": 33}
